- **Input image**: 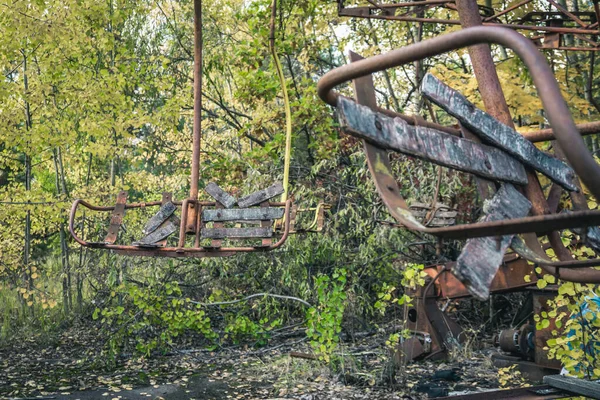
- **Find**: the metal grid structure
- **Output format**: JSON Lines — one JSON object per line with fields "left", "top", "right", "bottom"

{"left": 337, "top": 0, "right": 600, "bottom": 51}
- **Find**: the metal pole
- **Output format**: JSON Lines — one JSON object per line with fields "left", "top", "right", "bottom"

{"left": 454, "top": 0, "right": 573, "bottom": 262}
{"left": 187, "top": 0, "right": 203, "bottom": 233}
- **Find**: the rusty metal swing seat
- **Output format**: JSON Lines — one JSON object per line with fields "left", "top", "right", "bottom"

{"left": 317, "top": 26, "right": 600, "bottom": 299}
{"left": 336, "top": 0, "right": 600, "bottom": 51}
{"left": 68, "top": 0, "right": 292, "bottom": 258}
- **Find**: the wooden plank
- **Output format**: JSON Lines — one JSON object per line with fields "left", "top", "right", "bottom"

{"left": 142, "top": 200, "right": 176, "bottom": 235}
{"left": 202, "top": 207, "right": 284, "bottom": 222}
{"left": 544, "top": 375, "right": 600, "bottom": 399}
{"left": 453, "top": 184, "right": 532, "bottom": 300}
{"left": 205, "top": 182, "right": 236, "bottom": 209}
{"left": 421, "top": 73, "right": 578, "bottom": 192}
{"left": 336, "top": 96, "right": 528, "bottom": 185}
{"left": 237, "top": 183, "right": 284, "bottom": 208}
{"left": 410, "top": 210, "right": 458, "bottom": 218}
{"left": 104, "top": 191, "right": 128, "bottom": 244}
{"left": 201, "top": 227, "right": 273, "bottom": 239}
{"left": 260, "top": 201, "right": 273, "bottom": 247}
{"left": 134, "top": 216, "right": 180, "bottom": 247}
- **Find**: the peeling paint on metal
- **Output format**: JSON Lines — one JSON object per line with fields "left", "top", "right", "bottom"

{"left": 337, "top": 96, "right": 528, "bottom": 185}
{"left": 453, "top": 184, "right": 532, "bottom": 301}
{"left": 421, "top": 73, "right": 578, "bottom": 192}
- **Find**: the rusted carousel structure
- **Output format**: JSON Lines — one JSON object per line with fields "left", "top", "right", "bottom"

{"left": 319, "top": 0, "right": 600, "bottom": 397}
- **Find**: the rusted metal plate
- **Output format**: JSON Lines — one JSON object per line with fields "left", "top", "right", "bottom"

{"left": 421, "top": 73, "right": 578, "bottom": 191}
{"left": 134, "top": 216, "right": 180, "bottom": 247}
{"left": 533, "top": 289, "right": 563, "bottom": 370}
{"left": 237, "top": 183, "right": 284, "bottom": 208}
{"left": 202, "top": 207, "right": 284, "bottom": 222}
{"left": 336, "top": 96, "right": 528, "bottom": 185}
{"left": 104, "top": 191, "right": 128, "bottom": 244}
{"left": 426, "top": 257, "right": 537, "bottom": 299}
{"left": 205, "top": 182, "right": 236, "bottom": 209}
{"left": 142, "top": 200, "right": 176, "bottom": 235}
{"left": 260, "top": 200, "right": 273, "bottom": 247}
{"left": 453, "top": 184, "right": 532, "bottom": 300}
{"left": 201, "top": 227, "right": 273, "bottom": 239}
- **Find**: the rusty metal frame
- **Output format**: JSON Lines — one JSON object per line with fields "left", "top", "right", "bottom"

{"left": 69, "top": 197, "right": 292, "bottom": 258}
{"left": 317, "top": 26, "right": 600, "bottom": 275}
{"left": 69, "top": 0, "right": 293, "bottom": 257}
{"left": 336, "top": 0, "right": 600, "bottom": 51}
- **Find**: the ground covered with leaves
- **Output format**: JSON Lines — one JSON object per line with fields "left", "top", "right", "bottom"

{"left": 0, "top": 320, "right": 514, "bottom": 400}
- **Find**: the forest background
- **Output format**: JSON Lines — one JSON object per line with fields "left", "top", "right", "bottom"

{"left": 2, "top": 0, "right": 600, "bottom": 391}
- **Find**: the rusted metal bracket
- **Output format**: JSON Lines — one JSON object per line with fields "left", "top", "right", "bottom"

{"left": 337, "top": 96, "right": 528, "bottom": 185}
{"left": 103, "top": 191, "right": 127, "bottom": 244}
{"left": 454, "top": 184, "right": 532, "bottom": 300}
{"left": 421, "top": 73, "right": 577, "bottom": 191}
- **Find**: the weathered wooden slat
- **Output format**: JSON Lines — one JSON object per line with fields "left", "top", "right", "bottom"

{"left": 421, "top": 73, "right": 578, "bottom": 192}
{"left": 544, "top": 375, "right": 600, "bottom": 399}
{"left": 427, "top": 218, "right": 456, "bottom": 227}
{"left": 410, "top": 202, "right": 453, "bottom": 210}
{"left": 202, "top": 207, "right": 284, "bottom": 222}
{"left": 201, "top": 227, "right": 273, "bottom": 239}
{"left": 104, "top": 191, "right": 128, "bottom": 244}
{"left": 336, "top": 96, "right": 528, "bottom": 185}
{"left": 205, "top": 182, "right": 236, "bottom": 209}
{"left": 410, "top": 210, "right": 458, "bottom": 218}
{"left": 157, "top": 192, "right": 174, "bottom": 247}
{"left": 237, "top": 183, "right": 284, "bottom": 208}
{"left": 134, "top": 216, "right": 180, "bottom": 247}
{"left": 453, "top": 184, "right": 532, "bottom": 300}
{"left": 142, "top": 201, "right": 176, "bottom": 235}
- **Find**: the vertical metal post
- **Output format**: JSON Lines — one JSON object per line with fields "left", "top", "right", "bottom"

{"left": 455, "top": 0, "right": 572, "bottom": 261}
{"left": 187, "top": 0, "right": 203, "bottom": 233}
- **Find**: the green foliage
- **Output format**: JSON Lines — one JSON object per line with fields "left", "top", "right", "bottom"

{"left": 306, "top": 268, "right": 347, "bottom": 363}
{"left": 93, "top": 282, "right": 216, "bottom": 360}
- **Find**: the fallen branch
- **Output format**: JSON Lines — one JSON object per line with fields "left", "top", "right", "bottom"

{"left": 184, "top": 293, "right": 313, "bottom": 308}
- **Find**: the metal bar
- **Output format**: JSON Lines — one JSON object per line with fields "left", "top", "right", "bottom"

{"left": 202, "top": 207, "right": 284, "bottom": 222}
{"left": 483, "top": 0, "right": 533, "bottom": 22}
{"left": 522, "top": 120, "right": 600, "bottom": 142}
{"left": 103, "top": 191, "right": 127, "bottom": 244}
{"left": 337, "top": 96, "right": 528, "bottom": 184}
{"left": 421, "top": 73, "right": 577, "bottom": 191}
{"left": 545, "top": 0, "right": 587, "bottom": 27}
{"left": 337, "top": 9, "right": 600, "bottom": 35}
{"left": 187, "top": 0, "right": 202, "bottom": 232}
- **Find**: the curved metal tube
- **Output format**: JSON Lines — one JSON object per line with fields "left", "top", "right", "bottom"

{"left": 317, "top": 26, "right": 600, "bottom": 201}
